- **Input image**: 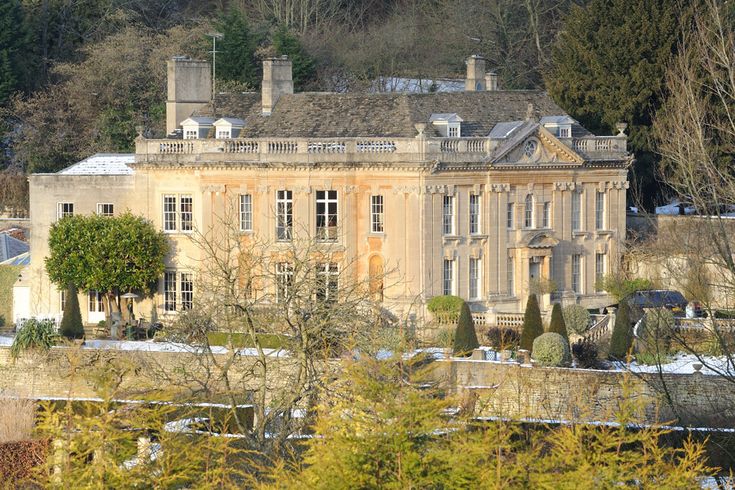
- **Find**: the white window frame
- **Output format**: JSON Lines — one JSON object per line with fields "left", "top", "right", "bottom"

{"left": 447, "top": 125, "right": 460, "bottom": 138}
{"left": 469, "top": 257, "right": 481, "bottom": 300}
{"left": 180, "top": 195, "right": 193, "bottom": 232}
{"left": 443, "top": 258, "right": 455, "bottom": 296}
{"left": 316, "top": 190, "right": 338, "bottom": 242}
{"left": 370, "top": 195, "right": 384, "bottom": 233}
{"left": 96, "top": 203, "right": 114, "bottom": 217}
{"left": 559, "top": 127, "right": 570, "bottom": 138}
{"left": 88, "top": 290, "right": 105, "bottom": 313}
{"left": 572, "top": 254, "right": 582, "bottom": 294}
{"left": 184, "top": 129, "right": 197, "bottom": 140}
{"left": 595, "top": 253, "right": 606, "bottom": 291}
{"left": 163, "top": 194, "right": 192, "bottom": 233}
{"left": 163, "top": 195, "right": 177, "bottom": 232}
{"left": 164, "top": 271, "right": 177, "bottom": 312}
{"left": 276, "top": 262, "right": 293, "bottom": 303}
{"left": 595, "top": 191, "right": 605, "bottom": 230}
{"left": 60, "top": 290, "right": 66, "bottom": 312}
{"left": 542, "top": 202, "right": 551, "bottom": 228}
{"left": 57, "top": 202, "right": 74, "bottom": 220}
{"left": 216, "top": 129, "right": 231, "bottom": 139}
{"left": 443, "top": 195, "right": 455, "bottom": 235}
{"left": 181, "top": 272, "right": 193, "bottom": 310}
{"left": 524, "top": 194, "right": 534, "bottom": 229}
{"left": 506, "top": 202, "right": 514, "bottom": 230}
{"left": 572, "top": 191, "right": 582, "bottom": 232}
{"left": 239, "top": 194, "right": 253, "bottom": 232}
{"left": 276, "top": 190, "right": 293, "bottom": 241}
{"left": 469, "top": 194, "right": 481, "bottom": 235}
{"left": 316, "top": 263, "right": 339, "bottom": 302}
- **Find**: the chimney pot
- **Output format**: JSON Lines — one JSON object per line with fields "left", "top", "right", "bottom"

{"left": 465, "top": 55, "right": 486, "bottom": 92}
{"left": 262, "top": 57, "right": 294, "bottom": 115}
{"left": 485, "top": 71, "right": 498, "bottom": 91}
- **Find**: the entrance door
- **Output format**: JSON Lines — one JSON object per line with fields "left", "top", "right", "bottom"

{"left": 529, "top": 260, "right": 541, "bottom": 282}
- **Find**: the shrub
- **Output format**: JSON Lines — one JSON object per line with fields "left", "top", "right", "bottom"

{"left": 548, "top": 303, "right": 569, "bottom": 343}
{"left": 609, "top": 299, "right": 633, "bottom": 360}
{"left": 636, "top": 308, "right": 674, "bottom": 358}
{"left": 59, "top": 284, "right": 84, "bottom": 340}
{"left": 427, "top": 295, "right": 464, "bottom": 324}
{"left": 453, "top": 301, "right": 479, "bottom": 356}
{"left": 572, "top": 340, "right": 599, "bottom": 369}
{"left": 10, "top": 319, "right": 59, "bottom": 358}
{"left": 562, "top": 305, "right": 591, "bottom": 335}
{"left": 520, "top": 294, "right": 543, "bottom": 352}
{"left": 532, "top": 332, "right": 571, "bottom": 367}
{"left": 485, "top": 327, "right": 520, "bottom": 351}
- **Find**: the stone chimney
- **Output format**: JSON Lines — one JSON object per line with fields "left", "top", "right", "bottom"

{"left": 166, "top": 56, "right": 212, "bottom": 135}
{"left": 485, "top": 71, "right": 498, "bottom": 91}
{"left": 262, "top": 56, "right": 293, "bottom": 116}
{"left": 465, "top": 55, "right": 486, "bottom": 92}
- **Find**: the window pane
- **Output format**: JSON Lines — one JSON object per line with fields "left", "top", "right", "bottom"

{"left": 57, "top": 202, "right": 74, "bottom": 219}
{"left": 371, "top": 195, "right": 384, "bottom": 233}
{"left": 469, "top": 195, "right": 480, "bottom": 234}
{"left": 506, "top": 203, "right": 514, "bottom": 229}
{"left": 181, "top": 273, "right": 193, "bottom": 310}
{"left": 443, "top": 259, "right": 454, "bottom": 295}
{"left": 316, "top": 190, "right": 338, "bottom": 241}
{"left": 543, "top": 202, "right": 551, "bottom": 228}
{"left": 180, "top": 195, "right": 193, "bottom": 231}
{"left": 443, "top": 196, "right": 454, "bottom": 235}
{"left": 276, "top": 262, "right": 293, "bottom": 303}
{"left": 240, "top": 194, "right": 252, "bottom": 231}
{"left": 163, "top": 196, "right": 177, "bottom": 231}
{"left": 525, "top": 195, "right": 534, "bottom": 228}
{"left": 572, "top": 193, "right": 581, "bottom": 231}
{"left": 97, "top": 203, "right": 114, "bottom": 217}
{"left": 164, "top": 271, "right": 177, "bottom": 312}
{"left": 596, "top": 191, "right": 605, "bottom": 230}
{"left": 469, "top": 258, "right": 480, "bottom": 299}
{"left": 507, "top": 256, "right": 514, "bottom": 295}
{"left": 276, "top": 190, "right": 293, "bottom": 240}
{"left": 572, "top": 255, "right": 581, "bottom": 293}
{"left": 317, "top": 263, "right": 339, "bottom": 302}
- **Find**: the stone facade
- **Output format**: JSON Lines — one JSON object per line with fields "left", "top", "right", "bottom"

{"left": 22, "top": 55, "right": 630, "bottom": 327}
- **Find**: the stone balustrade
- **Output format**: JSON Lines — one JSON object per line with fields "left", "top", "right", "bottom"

{"left": 135, "top": 134, "right": 626, "bottom": 166}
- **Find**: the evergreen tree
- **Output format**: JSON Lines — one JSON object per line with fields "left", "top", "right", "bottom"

{"left": 520, "top": 294, "right": 543, "bottom": 352}
{"left": 609, "top": 299, "right": 633, "bottom": 360}
{"left": 547, "top": 302, "right": 569, "bottom": 344}
{"left": 545, "top": 0, "right": 696, "bottom": 209}
{"left": 272, "top": 26, "right": 315, "bottom": 91}
{"left": 59, "top": 284, "right": 84, "bottom": 340}
{"left": 0, "top": 50, "right": 15, "bottom": 104}
{"left": 216, "top": 8, "right": 259, "bottom": 88}
{"left": 453, "top": 301, "right": 479, "bottom": 356}
{"left": 0, "top": 0, "right": 31, "bottom": 104}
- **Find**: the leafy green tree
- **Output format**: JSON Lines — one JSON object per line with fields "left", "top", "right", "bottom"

{"left": 545, "top": 0, "right": 695, "bottom": 208}
{"left": 609, "top": 299, "right": 633, "bottom": 359}
{"left": 59, "top": 284, "right": 84, "bottom": 339}
{"left": 520, "top": 294, "right": 543, "bottom": 351}
{"left": 272, "top": 26, "right": 316, "bottom": 91}
{"left": 45, "top": 213, "right": 168, "bottom": 317}
{"left": 547, "top": 302, "right": 569, "bottom": 343}
{"left": 453, "top": 301, "right": 479, "bottom": 356}
{"left": 216, "top": 8, "right": 259, "bottom": 88}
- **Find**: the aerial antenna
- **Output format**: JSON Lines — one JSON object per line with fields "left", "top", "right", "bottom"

{"left": 207, "top": 32, "right": 223, "bottom": 115}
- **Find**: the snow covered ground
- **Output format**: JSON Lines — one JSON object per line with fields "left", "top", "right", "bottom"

{"left": 613, "top": 353, "right": 734, "bottom": 376}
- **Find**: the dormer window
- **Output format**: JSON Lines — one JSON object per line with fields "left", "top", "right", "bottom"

{"left": 181, "top": 117, "right": 215, "bottom": 139}
{"left": 430, "top": 113, "right": 463, "bottom": 138}
{"left": 214, "top": 117, "right": 245, "bottom": 139}
{"left": 559, "top": 127, "right": 570, "bottom": 138}
{"left": 540, "top": 115, "right": 575, "bottom": 139}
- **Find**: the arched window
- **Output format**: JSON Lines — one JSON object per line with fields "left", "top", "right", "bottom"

{"left": 524, "top": 194, "right": 534, "bottom": 228}
{"left": 369, "top": 255, "right": 384, "bottom": 302}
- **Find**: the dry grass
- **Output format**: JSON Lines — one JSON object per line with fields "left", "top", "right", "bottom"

{"left": 0, "top": 397, "right": 35, "bottom": 443}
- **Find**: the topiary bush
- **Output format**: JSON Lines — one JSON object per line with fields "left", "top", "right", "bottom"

{"left": 10, "top": 319, "right": 59, "bottom": 358}
{"left": 59, "top": 284, "right": 84, "bottom": 340}
{"left": 532, "top": 332, "right": 572, "bottom": 367}
{"left": 562, "top": 305, "right": 591, "bottom": 335}
{"left": 427, "top": 295, "right": 464, "bottom": 324}
{"left": 520, "top": 294, "right": 543, "bottom": 352}
{"left": 547, "top": 303, "right": 569, "bottom": 343}
{"left": 609, "top": 299, "right": 633, "bottom": 360}
{"left": 453, "top": 301, "right": 479, "bottom": 356}
{"left": 636, "top": 307, "right": 675, "bottom": 358}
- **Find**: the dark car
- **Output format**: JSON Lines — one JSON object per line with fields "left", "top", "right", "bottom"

{"left": 627, "top": 290, "right": 688, "bottom": 322}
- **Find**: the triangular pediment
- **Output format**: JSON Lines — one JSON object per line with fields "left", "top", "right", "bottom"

{"left": 491, "top": 124, "right": 584, "bottom": 165}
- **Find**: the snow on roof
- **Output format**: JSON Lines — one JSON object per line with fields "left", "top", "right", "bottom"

{"left": 429, "top": 113, "right": 463, "bottom": 123}
{"left": 181, "top": 116, "right": 215, "bottom": 126}
{"left": 540, "top": 115, "right": 576, "bottom": 125}
{"left": 0, "top": 250, "right": 29, "bottom": 266}
{"left": 488, "top": 120, "right": 525, "bottom": 139}
{"left": 58, "top": 153, "right": 134, "bottom": 176}
{"left": 214, "top": 117, "right": 245, "bottom": 127}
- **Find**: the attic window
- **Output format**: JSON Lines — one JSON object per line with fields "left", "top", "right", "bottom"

{"left": 559, "top": 127, "right": 570, "bottom": 138}
{"left": 448, "top": 125, "right": 460, "bottom": 138}
{"left": 184, "top": 130, "right": 198, "bottom": 140}
{"left": 430, "top": 113, "right": 464, "bottom": 138}
{"left": 216, "top": 129, "right": 231, "bottom": 139}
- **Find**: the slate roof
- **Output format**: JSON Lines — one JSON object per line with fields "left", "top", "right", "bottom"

{"left": 59, "top": 153, "right": 134, "bottom": 175}
{"left": 196, "top": 90, "right": 570, "bottom": 138}
{"left": 0, "top": 233, "right": 29, "bottom": 263}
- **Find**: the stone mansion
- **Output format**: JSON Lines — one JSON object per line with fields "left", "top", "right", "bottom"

{"left": 17, "top": 55, "right": 630, "bottom": 326}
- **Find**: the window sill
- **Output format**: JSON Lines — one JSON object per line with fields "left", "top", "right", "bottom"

{"left": 572, "top": 231, "right": 589, "bottom": 238}
{"left": 442, "top": 235, "right": 461, "bottom": 241}
{"left": 469, "top": 234, "right": 488, "bottom": 239}
{"left": 596, "top": 229, "right": 614, "bottom": 236}
{"left": 368, "top": 232, "right": 385, "bottom": 238}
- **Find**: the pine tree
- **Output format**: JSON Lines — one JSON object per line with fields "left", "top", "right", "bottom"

{"left": 272, "top": 27, "right": 315, "bottom": 91}
{"left": 547, "top": 302, "right": 569, "bottom": 344}
{"left": 0, "top": 50, "right": 15, "bottom": 104}
{"left": 0, "top": 0, "right": 31, "bottom": 104}
{"left": 59, "top": 284, "right": 84, "bottom": 340}
{"left": 545, "top": 0, "right": 696, "bottom": 209}
{"left": 453, "top": 301, "right": 479, "bottom": 356}
{"left": 609, "top": 299, "right": 633, "bottom": 360}
{"left": 520, "top": 294, "right": 543, "bottom": 352}
{"left": 216, "top": 8, "right": 259, "bottom": 88}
